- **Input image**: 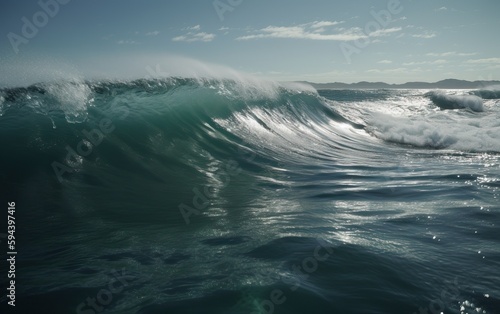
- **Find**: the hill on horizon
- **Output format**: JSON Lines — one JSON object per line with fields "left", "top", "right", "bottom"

{"left": 301, "top": 79, "right": 500, "bottom": 90}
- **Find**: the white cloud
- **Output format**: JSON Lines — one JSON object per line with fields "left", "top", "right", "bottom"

{"left": 310, "top": 21, "right": 343, "bottom": 29}
{"left": 436, "top": 7, "right": 447, "bottom": 11}
{"left": 172, "top": 32, "right": 215, "bottom": 42}
{"left": 219, "top": 27, "right": 229, "bottom": 31}
{"left": 369, "top": 27, "right": 402, "bottom": 37}
{"left": 426, "top": 51, "right": 477, "bottom": 57}
{"left": 466, "top": 58, "right": 500, "bottom": 64}
{"left": 412, "top": 32, "right": 437, "bottom": 39}
{"left": 173, "top": 25, "right": 215, "bottom": 42}
{"left": 236, "top": 24, "right": 367, "bottom": 41}
{"left": 146, "top": 31, "right": 160, "bottom": 36}
{"left": 117, "top": 40, "right": 137, "bottom": 45}
{"left": 403, "top": 59, "right": 448, "bottom": 66}
{"left": 236, "top": 21, "right": 403, "bottom": 42}
{"left": 236, "top": 19, "right": 405, "bottom": 42}
{"left": 312, "top": 27, "right": 326, "bottom": 33}
{"left": 378, "top": 60, "right": 393, "bottom": 64}
{"left": 239, "top": 26, "right": 364, "bottom": 41}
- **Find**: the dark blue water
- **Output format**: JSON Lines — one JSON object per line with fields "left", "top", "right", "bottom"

{"left": 0, "top": 79, "right": 499, "bottom": 313}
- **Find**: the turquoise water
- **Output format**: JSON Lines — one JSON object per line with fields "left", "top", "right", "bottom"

{"left": 0, "top": 78, "right": 499, "bottom": 313}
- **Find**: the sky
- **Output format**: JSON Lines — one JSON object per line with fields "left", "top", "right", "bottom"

{"left": 1, "top": 0, "right": 499, "bottom": 85}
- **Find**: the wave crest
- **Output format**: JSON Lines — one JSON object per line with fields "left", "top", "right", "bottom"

{"left": 471, "top": 85, "right": 500, "bottom": 99}
{"left": 0, "top": 77, "right": 316, "bottom": 124}
{"left": 366, "top": 112, "right": 500, "bottom": 152}
{"left": 426, "top": 91, "right": 484, "bottom": 112}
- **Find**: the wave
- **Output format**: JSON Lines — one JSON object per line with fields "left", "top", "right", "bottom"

{"left": 1, "top": 78, "right": 370, "bottom": 184}
{"left": 0, "top": 81, "right": 92, "bottom": 123}
{"left": 426, "top": 91, "right": 484, "bottom": 112}
{"left": 471, "top": 85, "right": 500, "bottom": 99}
{"left": 0, "top": 77, "right": 317, "bottom": 125}
{"left": 364, "top": 109, "right": 500, "bottom": 152}
{"left": 1, "top": 77, "right": 499, "bottom": 189}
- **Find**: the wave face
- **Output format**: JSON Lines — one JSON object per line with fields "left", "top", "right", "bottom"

{"left": 471, "top": 86, "right": 500, "bottom": 99}
{"left": 426, "top": 90, "right": 484, "bottom": 112}
{"left": 1, "top": 79, "right": 500, "bottom": 314}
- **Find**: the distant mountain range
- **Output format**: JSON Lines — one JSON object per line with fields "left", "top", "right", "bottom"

{"left": 300, "top": 79, "right": 500, "bottom": 90}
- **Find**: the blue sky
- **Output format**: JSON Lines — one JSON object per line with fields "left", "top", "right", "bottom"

{"left": 1, "top": 0, "right": 499, "bottom": 85}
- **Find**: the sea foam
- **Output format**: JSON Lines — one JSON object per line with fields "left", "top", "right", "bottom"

{"left": 366, "top": 111, "right": 500, "bottom": 152}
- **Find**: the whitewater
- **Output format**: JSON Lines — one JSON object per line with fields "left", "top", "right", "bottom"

{"left": 0, "top": 76, "right": 499, "bottom": 314}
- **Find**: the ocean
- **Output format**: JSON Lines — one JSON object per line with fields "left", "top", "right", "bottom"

{"left": 0, "top": 77, "right": 499, "bottom": 314}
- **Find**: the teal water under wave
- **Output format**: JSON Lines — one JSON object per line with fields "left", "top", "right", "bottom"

{"left": 0, "top": 78, "right": 499, "bottom": 314}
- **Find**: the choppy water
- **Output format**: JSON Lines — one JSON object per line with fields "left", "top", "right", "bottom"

{"left": 0, "top": 78, "right": 499, "bottom": 314}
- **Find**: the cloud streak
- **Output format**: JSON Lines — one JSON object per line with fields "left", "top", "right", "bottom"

{"left": 310, "top": 21, "right": 343, "bottom": 29}
{"left": 466, "top": 58, "right": 500, "bottom": 64}
{"left": 369, "top": 27, "right": 402, "bottom": 37}
{"left": 172, "top": 25, "right": 215, "bottom": 42}
{"left": 236, "top": 22, "right": 401, "bottom": 42}
{"left": 426, "top": 51, "right": 477, "bottom": 57}
{"left": 412, "top": 31, "right": 437, "bottom": 39}
{"left": 172, "top": 32, "right": 215, "bottom": 42}
{"left": 403, "top": 59, "right": 447, "bottom": 66}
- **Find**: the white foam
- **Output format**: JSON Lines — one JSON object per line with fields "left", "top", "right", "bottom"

{"left": 0, "top": 93, "right": 4, "bottom": 116}
{"left": 366, "top": 111, "right": 500, "bottom": 152}
{"left": 43, "top": 81, "right": 92, "bottom": 123}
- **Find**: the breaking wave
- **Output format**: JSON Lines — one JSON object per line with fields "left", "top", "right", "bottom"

{"left": 426, "top": 91, "right": 484, "bottom": 112}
